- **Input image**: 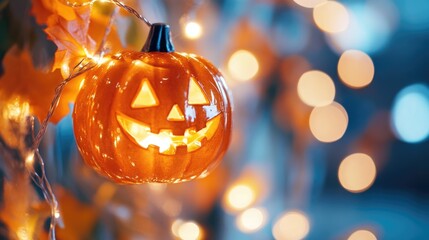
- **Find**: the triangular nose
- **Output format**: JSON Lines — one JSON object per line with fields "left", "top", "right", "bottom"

{"left": 167, "top": 104, "right": 185, "bottom": 121}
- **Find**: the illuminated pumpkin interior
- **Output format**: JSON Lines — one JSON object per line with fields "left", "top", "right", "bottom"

{"left": 167, "top": 104, "right": 185, "bottom": 121}
{"left": 188, "top": 77, "right": 209, "bottom": 105}
{"left": 132, "top": 79, "right": 159, "bottom": 108}
{"left": 116, "top": 76, "right": 220, "bottom": 155}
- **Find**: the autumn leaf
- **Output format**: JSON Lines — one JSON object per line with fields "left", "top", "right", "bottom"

{"left": 54, "top": 187, "right": 98, "bottom": 240}
{"left": 32, "top": 0, "right": 123, "bottom": 77}
{"left": 0, "top": 46, "right": 82, "bottom": 123}
{"left": 36, "top": 3, "right": 96, "bottom": 77}
{"left": 16, "top": 0, "right": 123, "bottom": 122}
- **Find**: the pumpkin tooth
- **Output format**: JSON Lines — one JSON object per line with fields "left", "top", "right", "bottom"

{"left": 117, "top": 112, "right": 221, "bottom": 155}
{"left": 175, "top": 145, "right": 188, "bottom": 154}
{"left": 159, "top": 129, "right": 173, "bottom": 135}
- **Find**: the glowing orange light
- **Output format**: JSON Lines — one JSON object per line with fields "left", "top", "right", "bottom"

{"left": 309, "top": 102, "right": 348, "bottom": 142}
{"left": 171, "top": 219, "right": 184, "bottom": 237}
{"left": 227, "top": 50, "right": 259, "bottom": 81}
{"left": 236, "top": 208, "right": 267, "bottom": 233}
{"left": 348, "top": 229, "right": 377, "bottom": 240}
{"left": 338, "top": 50, "right": 375, "bottom": 88}
{"left": 225, "top": 184, "right": 256, "bottom": 211}
{"left": 338, "top": 153, "right": 377, "bottom": 193}
{"left": 272, "top": 210, "right": 310, "bottom": 240}
{"left": 177, "top": 221, "right": 201, "bottom": 240}
{"left": 297, "top": 70, "right": 336, "bottom": 107}
{"left": 313, "top": 1, "right": 349, "bottom": 33}
{"left": 294, "top": 0, "right": 326, "bottom": 8}
{"left": 184, "top": 21, "right": 203, "bottom": 39}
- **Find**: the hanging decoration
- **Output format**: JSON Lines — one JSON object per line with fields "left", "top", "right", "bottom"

{"left": 73, "top": 23, "right": 232, "bottom": 183}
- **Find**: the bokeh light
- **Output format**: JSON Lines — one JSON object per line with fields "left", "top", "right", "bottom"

{"left": 171, "top": 219, "right": 184, "bottom": 237}
{"left": 236, "top": 207, "right": 267, "bottom": 233}
{"left": 293, "top": 0, "right": 326, "bottom": 8}
{"left": 348, "top": 229, "right": 377, "bottom": 240}
{"left": 313, "top": 1, "right": 349, "bottom": 33}
{"left": 326, "top": 2, "right": 395, "bottom": 54}
{"left": 309, "top": 102, "right": 348, "bottom": 142}
{"left": 391, "top": 84, "right": 429, "bottom": 143}
{"left": 4, "top": 0, "right": 429, "bottom": 239}
{"left": 272, "top": 210, "right": 310, "bottom": 240}
{"left": 227, "top": 50, "right": 259, "bottom": 82}
{"left": 184, "top": 21, "right": 203, "bottom": 39}
{"left": 338, "top": 50, "right": 374, "bottom": 88}
{"left": 176, "top": 221, "right": 202, "bottom": 240}
{"left": 297, "top": 70, "right": 336, "bottom": 107}
{"left": 224, "top": 184, "right": 256, "bottom": 211}
{"left": 338, "top": 153, "right": 377, "bottom": 193}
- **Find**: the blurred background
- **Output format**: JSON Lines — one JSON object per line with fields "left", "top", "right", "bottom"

{"left": 1, "top": 0, "right": 429, "bottom": 239}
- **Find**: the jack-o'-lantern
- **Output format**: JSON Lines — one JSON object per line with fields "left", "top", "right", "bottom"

{"left": 73, "top": 23, "right": 232, "bottom": 183}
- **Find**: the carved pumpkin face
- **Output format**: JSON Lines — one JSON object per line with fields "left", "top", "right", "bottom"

{"left": 73, "top": 51, "right": 232, "bottom": 183}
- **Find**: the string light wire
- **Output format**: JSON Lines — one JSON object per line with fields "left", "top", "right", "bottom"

{"left": 110, "top": 0, "right": 152, "bottom": 27}
{"left": 30, "top": 57, "right": 97, "bottom": 240}
{"left": 27, "top": 2, "right": 138, "bottom": 238}
{"left": 60, "top": 0, "right": 152, "bottom": 27}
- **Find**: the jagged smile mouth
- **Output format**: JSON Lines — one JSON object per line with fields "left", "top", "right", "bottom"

{"left": 116, "top": 112, "right": 221, "bottom": 155}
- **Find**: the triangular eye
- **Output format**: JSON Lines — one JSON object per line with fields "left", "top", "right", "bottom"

{"left": 132, "top": 79, "right": 159, "bottom": 108}
{"left": 188, "top": 77, "right": 209, "bottom": 105}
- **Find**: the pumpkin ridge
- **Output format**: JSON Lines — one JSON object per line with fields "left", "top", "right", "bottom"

{"left": 83, "top": 62, "right": 110, "bottom": 172}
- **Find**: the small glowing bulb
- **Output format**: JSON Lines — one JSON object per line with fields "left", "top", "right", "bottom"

{"left": 54, "top": 209, "right": 61, "bottom": 219}
{"left": 184, "top": 21, "right": 203, "bottom": 39}
{"left": 6, "top": 98, "right": 30, "bottom": 121}
{"left": 25, "top": 153, "right": 35, "bottom": 168}
{"left": 61, "top": 63, "right": 71, "bottom": 78}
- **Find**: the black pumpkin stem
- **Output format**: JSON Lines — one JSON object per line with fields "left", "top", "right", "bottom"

{"left": 142, "top": 23, "right": 175, "bottom": 53}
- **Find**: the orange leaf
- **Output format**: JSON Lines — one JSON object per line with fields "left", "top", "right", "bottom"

{"left": 55, "top": 187, "right": 98, "bottom": 240}
{"left": 24, "top": 0, "right": 124, "bottom": 122}
{"left": 0, "top": 46, "right": 82, "bottom": 123}
{"left": 32, "top": 0, "right": 123, "bottom": 77}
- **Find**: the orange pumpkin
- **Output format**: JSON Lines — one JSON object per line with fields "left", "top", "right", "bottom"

{"left": 73, "top": 24, "right": 232, "bottom": 183}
